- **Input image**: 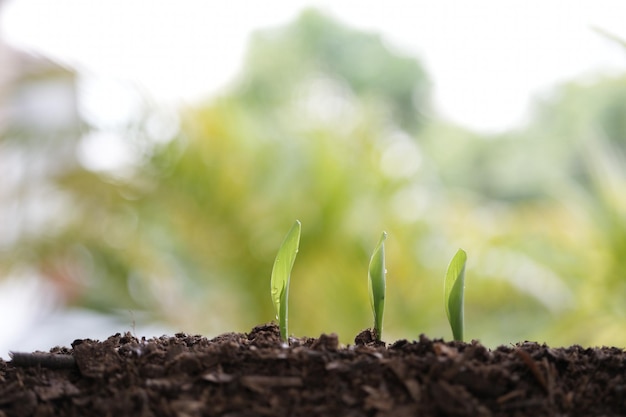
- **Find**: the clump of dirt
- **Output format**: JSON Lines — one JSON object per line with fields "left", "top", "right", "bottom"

{"left": 1, "top": 323, "right": 625, "bottom": 416}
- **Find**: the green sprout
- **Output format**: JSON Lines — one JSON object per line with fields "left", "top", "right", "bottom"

{"left": 270, "top": 220, "right": 302, "bottom": 341}
{"left": 368, "top": 232, "right": 387, "bottom": 341}
{"left": 444, "top": 248, "right": 467, "bottom": 341}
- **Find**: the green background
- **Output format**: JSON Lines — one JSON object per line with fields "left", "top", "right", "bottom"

{"left": 3, "top": 10, "right": 626, "bottom": 348}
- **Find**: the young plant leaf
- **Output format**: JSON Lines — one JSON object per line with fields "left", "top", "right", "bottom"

{"left": 368, "top": 232, "right": 387, "bottom": 341}
{"left": 270, "top": 220, "right": 301, "bottom": 341}
{"left": 444, "top": 248, "right": 467, "bottom": 341}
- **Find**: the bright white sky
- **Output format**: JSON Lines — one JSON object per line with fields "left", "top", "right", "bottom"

{"left": 2, "top": 0, "right": 626, "bottom": 132}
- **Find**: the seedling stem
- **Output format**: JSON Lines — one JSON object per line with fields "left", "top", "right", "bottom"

{"left": 270, "top": 220, "right": 302, "bottom": 341}
{"left": 368, "top": 232, "right": 387, "bottom": 341}
{"left": 444, "top": 248, "right": 467, "bottom": 341}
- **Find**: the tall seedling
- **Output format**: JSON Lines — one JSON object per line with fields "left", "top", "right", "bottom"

{"left": 368, "top": 232, "right": 387, "bottom": 341}
{"left": 270, "top": 220, "right": 302, "bottom": 341}
{"left": 444, "top": 249, "right": 467, "bottom": 341}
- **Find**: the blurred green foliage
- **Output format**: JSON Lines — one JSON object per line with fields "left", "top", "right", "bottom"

{"left": 3, "top": 10, "right": 626, "bottom": 347}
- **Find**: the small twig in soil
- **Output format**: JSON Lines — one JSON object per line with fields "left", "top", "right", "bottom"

{"left": 516, "top": 349, "right": 548, "bottom": 393}
{"left": 9, "top": 352, "right": 77, "bottom": 369}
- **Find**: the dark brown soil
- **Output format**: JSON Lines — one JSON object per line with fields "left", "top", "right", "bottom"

{"left": 1, "top": 323, "right": 625, "bottom": 417}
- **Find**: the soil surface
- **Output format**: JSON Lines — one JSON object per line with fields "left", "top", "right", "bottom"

{"left": 1, "top": 323, "right": 625, "bottom": 416}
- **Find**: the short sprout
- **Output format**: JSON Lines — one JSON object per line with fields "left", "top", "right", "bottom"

{"left": 270, "top": 220, "right": 302, "bottom": 341}
{"left": 444, "top": 248, "right": 467, "bottom": 341}
{"left": 368, "top": 232, "right": 387, "bottom": 341}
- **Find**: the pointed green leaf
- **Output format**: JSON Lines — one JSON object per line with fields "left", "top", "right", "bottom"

{"left": 368, "top": 232, "right": 387, "bottom": 341}
{"left": 444, "top": 249, "right": 467, "bottom": 341}
{"left": 270, "top": 220, "right": 301, "bottom": 341}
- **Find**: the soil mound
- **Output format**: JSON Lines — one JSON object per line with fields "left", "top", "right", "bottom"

{"left": 1, "top": 323, "right": 624, "bottom": 416}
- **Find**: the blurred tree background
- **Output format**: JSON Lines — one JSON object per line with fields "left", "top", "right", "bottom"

{"left": 2, "top": 9, "right": 626, "bottom": 347}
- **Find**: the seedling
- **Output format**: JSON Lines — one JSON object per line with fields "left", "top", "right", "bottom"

{"left": 368, "top": 232, "right": 387, "bottom": 341}
{"left": 444, "top": 249, "right": 467, "bottom": 341}
{"left": 270, "top": 220, "right": 302, "bottom": 341}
